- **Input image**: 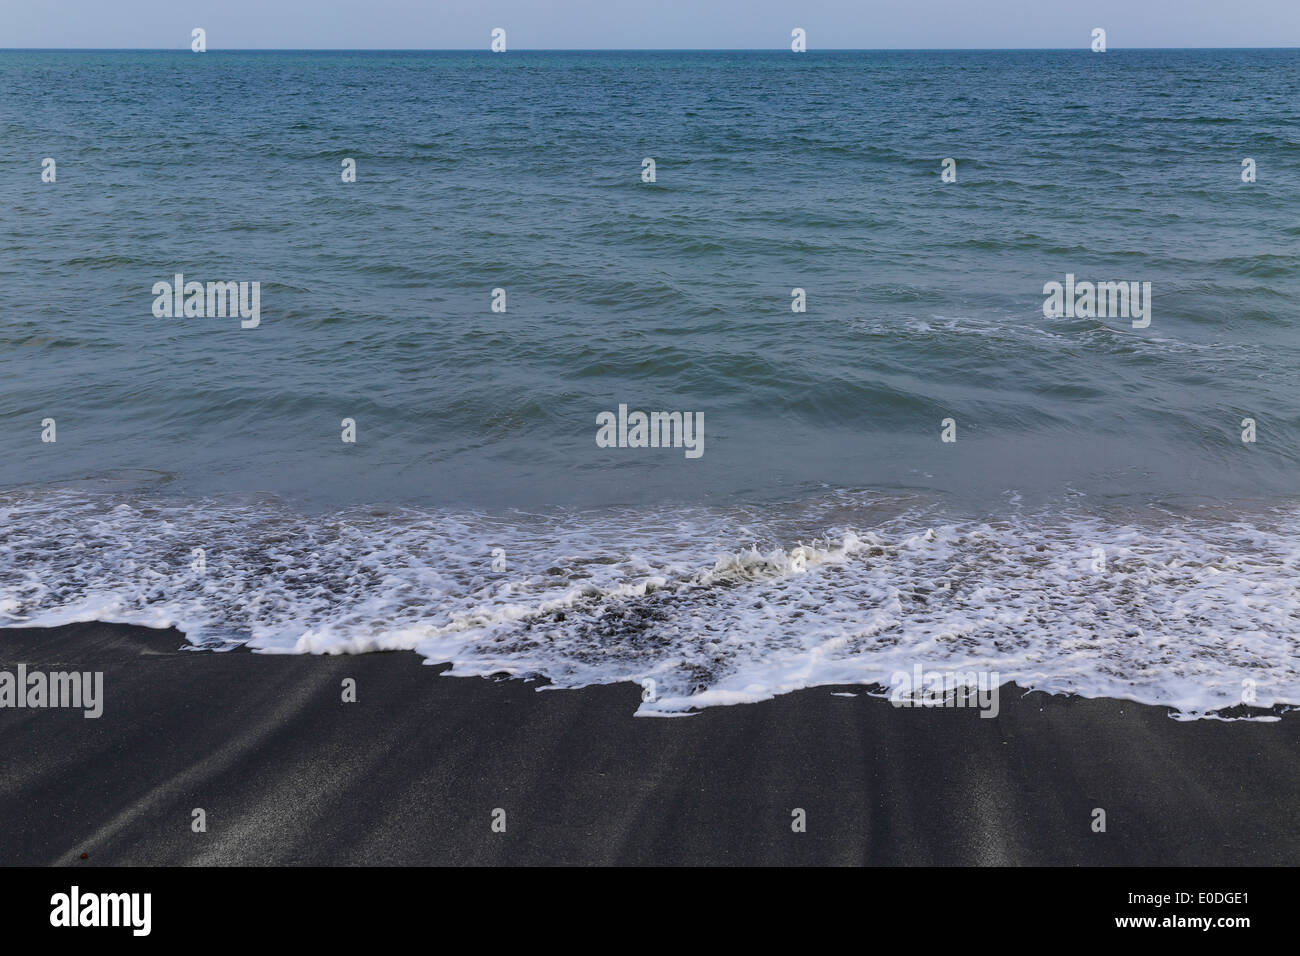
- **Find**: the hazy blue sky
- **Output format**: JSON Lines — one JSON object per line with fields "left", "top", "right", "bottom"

{"left": 5, "top": 0, "right": 1298, "bottom": 49}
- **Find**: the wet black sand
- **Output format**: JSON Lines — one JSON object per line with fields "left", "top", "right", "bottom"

{"left": 1, "top": 622, "right": 1296, "bottom": 866}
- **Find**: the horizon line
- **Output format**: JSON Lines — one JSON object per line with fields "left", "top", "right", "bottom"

{"left": 2, "top": 46, "right": 1299, "bottom": 53}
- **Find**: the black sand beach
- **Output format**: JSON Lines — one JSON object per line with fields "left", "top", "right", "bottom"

{"left": 1, "top": 622, "right": 1295, "bottom": 866}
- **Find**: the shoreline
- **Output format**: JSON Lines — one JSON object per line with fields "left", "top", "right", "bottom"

{"left": 1, "top": 622, "right": 1296, "bottom": 865}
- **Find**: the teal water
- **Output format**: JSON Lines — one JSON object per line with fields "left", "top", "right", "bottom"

{"left": 2, "top": 50, "right": 1298, "bottom": 715}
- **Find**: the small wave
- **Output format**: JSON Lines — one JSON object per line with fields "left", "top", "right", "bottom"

{"left": 1, "top": 488, "right": 1298, "bottom": 720}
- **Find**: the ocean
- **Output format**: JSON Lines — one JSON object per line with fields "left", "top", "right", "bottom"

{"left": 2, "top": 49, "right": 1298, "bottom": 716}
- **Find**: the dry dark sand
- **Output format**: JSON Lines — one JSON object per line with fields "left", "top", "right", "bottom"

{"left": 0, "top": 622, "right": 1296, "bottom": 866}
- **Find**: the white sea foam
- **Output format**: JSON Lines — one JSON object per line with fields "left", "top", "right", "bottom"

{"left": 1, "top": 488, "right": 1297, "bottom": 718}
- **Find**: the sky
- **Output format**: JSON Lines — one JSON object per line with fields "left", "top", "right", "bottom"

{"left": 3, "top": 0, "right": 1298, "bottom": 49}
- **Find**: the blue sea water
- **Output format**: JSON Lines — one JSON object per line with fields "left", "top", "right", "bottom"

{"left": 2, "top": 50, "right": 1298, "bottom": 715}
